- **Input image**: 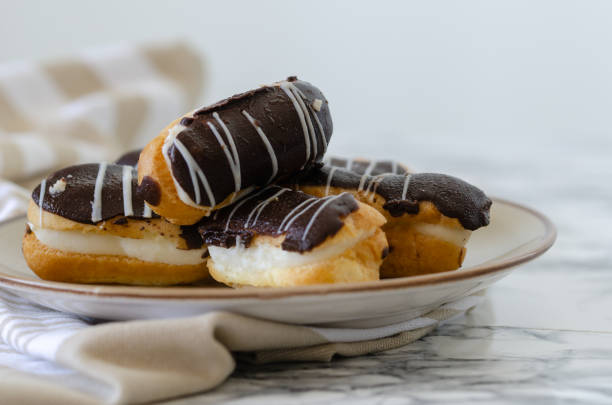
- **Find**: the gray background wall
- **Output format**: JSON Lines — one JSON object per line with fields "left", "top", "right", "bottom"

{"left": 2, "top": 0, "right": 609, "bottom": 198}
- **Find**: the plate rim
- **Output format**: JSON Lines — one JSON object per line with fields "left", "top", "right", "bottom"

{"left": 0, "top": 197, "right": 556, "bottom": 300}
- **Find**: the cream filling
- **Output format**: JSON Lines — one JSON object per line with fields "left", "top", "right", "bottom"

{"left": 29, "top": 223, "right": 207, "bottom": 266}
{"left": 412, "top": 223, "right": 471, "bottom": 246}
{"left": 208, "top": 229, "right": 375, "bottom": 274}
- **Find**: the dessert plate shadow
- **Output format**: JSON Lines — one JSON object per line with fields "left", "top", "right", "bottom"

{"left": 0, "top": 198, "right": 555, "bottom": 327}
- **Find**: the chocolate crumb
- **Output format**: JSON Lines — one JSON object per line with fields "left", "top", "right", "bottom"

{"left": 25, "top": 224, "right": 32, "bottom": 235}
{"left": 287, "top": 76, "right": 298, "bottom": 82}
{"left": 113, "top": 217, "right": 128, "bottom": 225}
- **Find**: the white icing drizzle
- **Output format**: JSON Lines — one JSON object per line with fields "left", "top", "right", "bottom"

{"left": 246, "top": 188, "right": 288, "bottom": 227}
{"left": 38, "top": 179, "right": 46, "bottom": 227}
{"left": 143, "top": 202, "right": 152, "bottom": 218}
{"left": 290, "top": 84, "right": 328, "bottom": 154}
{"left": 391, "top": 160, "right": 398, "bottom": 174}
{"left": 213, "top": 112, "right": 241, "bottom": 199}
{"left": 172, "top": 138, "right": 216, "bottom": 207}
{"left": 330, "top": 158, "right": 405, "bottom": 175}
{"left": 367, "top": 174, "right": 387, "bottom": 202}
{"left": 276, "top": 196, "right": 317, "bottom": 233}
{"left": 325, "top": 167, "right": 339, "bottom": 196}
{"left": 91, "top": 162, "right": 107, "bottom": 223}
{"left": 401, "top": 174, "right": 412, "bottom": 200}
{"left": 311, "top": 98, "right": 323, "bottom": 111}
{"left": 280, "top": 197, "right": 323, "bottom": 233}
{"left": 162, "top": 123, "right": 201, "bottom": 209}
{"left": 288, "top": 85, "right": 318, "bottom": 158}
{"left": 208, "top": 115, "right": 241, "bottom": 198}
{"left": 223, "top": 188, "right": 269, "bottom": 232}
{"left": 301, "top": 195, "right": 342, "bottom": 241}
{"left": 357, "top": 160, "right": 376, "bottom": 191}
{"left": 241, "top": 110, "right": 279, "bottom": 183}
{"left": 310, "top": 106, "right": 328, "bottom": 153}
{"left": 279, "top": 81, "right": 311, "bottom": 162}
{"left": 121, "top": 165, "right": 134, "bottom": 217}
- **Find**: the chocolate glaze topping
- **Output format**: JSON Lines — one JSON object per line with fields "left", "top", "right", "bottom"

{"left": 32, "top": 163, "right": 204, "bottom": 249}
{"left": 198, "top": 186, "right": 358, "bottom": 252}
{"left": 295, "top": 166, "right": 491, "bottom": 231}
{"left": 139, "top": 176, "right": 161, "bottom": 206}
{"left": 161, "top": 77, "right": 333, "bottom": 208}
{"left": 32, "top": 164, "right": 156, "bottom": 224}
{"left": 327, "top": 157, "right": 409, "bottom": 176}
{"left": 114, "top": 150, "right": 141, "bottom": 167}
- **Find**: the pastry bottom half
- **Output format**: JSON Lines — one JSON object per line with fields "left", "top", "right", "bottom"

{"left": 22, "top": 232, "right": 209, "bottom": 286}
{"left": 208, "top": 230, "right": 386, "bottom": 287}
{"left": 381, "top": 222, "right": 466, "bottom": 278}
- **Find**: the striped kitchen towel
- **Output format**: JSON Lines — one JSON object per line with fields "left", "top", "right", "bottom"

{"left": 0, "top": 40, "right": 204, "bottom": 205}
{"left": 0, "top": 287, "right": 485, "bottom": 404}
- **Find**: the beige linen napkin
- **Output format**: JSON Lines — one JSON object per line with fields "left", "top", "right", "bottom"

{"left": 0, "top": 288, "right": 484, "bottom": 405}
{"left": 0, "top": 40, "right": 203, "bottom": 194}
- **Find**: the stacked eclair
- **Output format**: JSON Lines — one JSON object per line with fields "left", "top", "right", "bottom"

{"left": 23, "top": 77, "right": 492, "bottom": 287}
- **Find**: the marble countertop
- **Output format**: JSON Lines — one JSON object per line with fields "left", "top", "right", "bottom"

{"left": 166, "top": 131, "right": 611, "bottom": 404}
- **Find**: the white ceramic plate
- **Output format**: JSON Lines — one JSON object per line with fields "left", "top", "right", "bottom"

{"left": 0, "top": 198, "right": 555, "bottom": 326}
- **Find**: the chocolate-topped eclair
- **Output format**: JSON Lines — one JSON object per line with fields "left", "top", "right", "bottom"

{"left": 292, "top": 165, "right": 491, "bottom": 278}
{"left": 325, "top": 157, "right": 410, "bottom": 176}
{"left": 138, "top": 76, "right": 333, "bottom": 225}
{"left": 197, "top": 186, "right": 387, "bottom": 287}
{"left": 23, "top": 163, "right": 208, "bottom": 285}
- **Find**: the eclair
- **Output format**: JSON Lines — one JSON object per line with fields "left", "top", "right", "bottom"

{"left": 292, "top": 164, "right": 492, "bottom": 278}
{"left": 23, "top": 163, "right": 208, "bottom": 285}
{"left": 325, "top": 156, "right": 410, "bottom": 176}
{"left": 138, "top": 76, "right": 333, "bottom": 225}
{"left": 197, "top": 186, "right": 387, "bottom": 287}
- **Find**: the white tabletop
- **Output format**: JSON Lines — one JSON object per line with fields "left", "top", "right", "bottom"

{"left": 164, "top": 130, "right": 611, "bottom": 404}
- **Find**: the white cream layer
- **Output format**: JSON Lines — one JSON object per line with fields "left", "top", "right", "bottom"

{"left": 29, "top": 223, "right": 207, "bottom": 266}
{"left": 413, "top": 223, "right": 471, "bottom": 246}
{"left": 208, "top": 229, "right": 374, "bottom": 275}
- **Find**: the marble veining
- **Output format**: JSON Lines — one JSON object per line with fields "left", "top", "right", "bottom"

{"left": 166, "top": 325, "right": 612, "bottom": 405}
